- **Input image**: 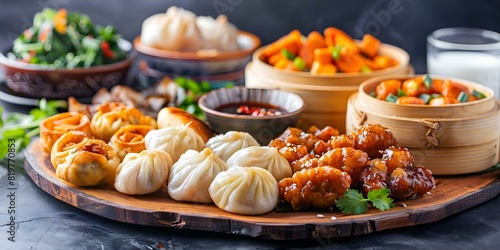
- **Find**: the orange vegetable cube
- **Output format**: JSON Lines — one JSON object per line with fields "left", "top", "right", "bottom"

{"left": 335, "top": 49, "right": 364, "bottom": 73}
{"left": 428, "top": 96, "right": 460, "bottom": 106}
{"left": 376, "top": 79, "right": 402, "bottom": 100}
{"left": 396, "top": 96, "right": 425, "bottom": 105}
{"left": 359, "top": 34, "right": 381, "bottom": 58}
{"left": 441, "top": 79, "right": 470, "bottom": 99}
{"left": 310, "top": 61, "right": 337, "bottom": 75}
{"left": 262, "top": 30, "right": 303, "bottom": 59}
{"left": 298, "top": 31, "right": 327, "bottom": 69}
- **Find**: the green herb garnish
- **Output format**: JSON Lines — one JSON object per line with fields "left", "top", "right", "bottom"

{"left": 0, "top": 99, "right": 67, "bottom": 159}
{"left": 336, "top": 188, "right": 394, "bottom": 214}
{"left": 331, "top": 45, "right": 342, "bottom": 61}
{"left": 423, "top": 74, "right": 432, "bottom": 89}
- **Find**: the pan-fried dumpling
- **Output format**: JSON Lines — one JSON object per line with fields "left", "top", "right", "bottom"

{"left": 39, "top": 112, "right": 92, "bottom": 153}
{"left": 114, "top": 149, "right": 174, "bottom": 195}
{"left": 109, "top": 125, "right": 154, "bottom": 161}
{"left": 196, "top": 14, "right": 240, "bottom": 52}
{"left": 157, "top": 107, "right": 213, "bottom": 142}
{"left": 209, "top": 166, "right": 279, "bottom": 215}
{"left": 91, "top": 103, "right": 157, "bottom": 142}
{"left": 226, "top": 146, "right": 292, "bottom": 182}
{"left": 55, "top": 138, "right": 120, "bottom": 186}
{"left": 145, "top": 124, "right": 205, "bottom": 162}
{"left": 168, "top": 148, "right": 228, "bottom": 203}
{"left": 205, "top": 131, "right": 260, "bottom": 162}
{"left": 140, "top": 6, "right": 205, "bottom": 52}
{"left": 51, "top": 131, "right": 90, "bottom": 168}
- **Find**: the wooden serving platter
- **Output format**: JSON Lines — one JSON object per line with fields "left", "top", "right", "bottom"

{"left": 24, "top": 139, "right": 500, "bottom": 240}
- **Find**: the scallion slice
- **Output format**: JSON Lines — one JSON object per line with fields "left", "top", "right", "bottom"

{"left": 472, "top": 89, "right": 487, "bottom": 99}
{"left": 457, "top": 91, "right": 469, "bottom": 103}
{"left": 419, "top": 93, "right": 432, "bottom": 104}
{"left": 423, "top": 74, "right": 432, "bottom": 89}
{"left": 386, "top": 93, "right": 398, "bottom": 103}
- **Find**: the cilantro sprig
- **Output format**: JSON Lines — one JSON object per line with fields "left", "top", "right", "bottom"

{"left": 0, "top": 99, "right": 67, "bottom": 159}
{"left": 336, "top": 188, "right": 394, "bottom": 214}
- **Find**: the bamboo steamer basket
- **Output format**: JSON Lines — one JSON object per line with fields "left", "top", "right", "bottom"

{"left": 245, "top": 43, "right": 411, "bottom": 133}
{"left": 346, "top": 75, "right": 500, "bottom": 175}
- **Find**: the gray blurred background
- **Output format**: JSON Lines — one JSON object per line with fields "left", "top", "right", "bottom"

{"left": 1, "top": 0, "right": 500, "bottom": 74}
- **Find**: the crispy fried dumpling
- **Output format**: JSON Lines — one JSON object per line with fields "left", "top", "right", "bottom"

{"left": 168, "top": 148, "right": 228, "bottom": 203}
{"left": 157, "top": 107, "right": 212, "bottom": 142}
{"left": 90, "top": 102, "right": 157, "bottom": 142}
{"left": 109, "top": 125, "right": 154, "bottom": 161}
{"left": 114, "top": 149, "right": 174, "bottom": 195}
{"left": 209, "top": 166, "right": 279, "bottom": 215}
{"left": 145, "top": 124, "right": 205, "bottom": 162}
{"left": 226, "top": 146, "right": 292, "bottom": 182}
{"left": 39, "top": 112, "right": 92, "bottom": 153}
{"left": 50, "top": 131, "right": 90, "bottom": 168}
{"left": 205, "top": 131, "right": 260, "bottom": 162}
{"left": 55, "top": 139, "right": 120, "bottom": 186}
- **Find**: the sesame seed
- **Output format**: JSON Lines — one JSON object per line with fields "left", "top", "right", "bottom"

{"left": 331, "top": 216, "right": 337, "bottom": 221}
{"left": 427, "top": 192, "right": 431, "bottom": 195}
{"left": 317, "top": 214, "right": 325, "bottom": 218}
{"left": 402, "top": 203, "right": 407, "bottom": 208}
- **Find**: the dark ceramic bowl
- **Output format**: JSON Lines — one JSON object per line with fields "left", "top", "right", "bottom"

{"left": 0, "top": 39, "right": 134, "bottom": 99}
{"left": 198, "top": 87, "right": 305, "bottom": 145}
{"left": 133, "top": 31, "right": 261, "bottom": 89}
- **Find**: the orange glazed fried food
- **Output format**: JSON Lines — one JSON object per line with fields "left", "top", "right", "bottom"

{"left": 56, "top": 138, "right": 120, "bottom": 186}
{"left": 318, "top": 147, "right": 369, "bottom": 186}
{"left": 350, "top": 123, "right": 398, "bottom": 159}
{"left": 109, "top": 125, "right": 154, "bottom": 161}
{"left": 90, "top": 102, "right": 157, "bottom": 142}
{"left": 279, "top": 166, "right": 351, "bottom": 210}
{"left": 358, "top": 159, "right": 388, "bottom": 195}
{"left": 388, "top": 165, "right": 435, "bottom": 200}
{"left": 381, "top": 146, "right": 415, "bottom": 174}
{"left": 50, "top": 131, "right": 90, "bottom": 168}
{"left": 39, "top": 112, "right": 92, "bottom": 153}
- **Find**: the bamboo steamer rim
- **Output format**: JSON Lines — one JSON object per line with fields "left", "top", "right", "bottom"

{"left": 356, "top": 74, "right": 497, "bottom": 117}
{"left": 247, "top": 62, "right": 360, "bottom": 92}
{"left": 251, "top": 42, "right": 410, "bottom": 86}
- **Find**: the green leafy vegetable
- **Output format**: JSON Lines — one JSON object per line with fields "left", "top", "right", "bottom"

{"left": 336, "top": 188, "right": 394, "bottom": 214}
{"left": 173, "top": 77, "right": 235, "bottom": 121}
{"left": 0, "top": 99, "right": 67, "bottom": 160}
{"left": 8, "top": 8, "right": 127, "bottom": 69}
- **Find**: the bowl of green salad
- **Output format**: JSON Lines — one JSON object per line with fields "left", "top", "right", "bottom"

{"left": 0, "top": 8, "right": 134, "bottom": 99}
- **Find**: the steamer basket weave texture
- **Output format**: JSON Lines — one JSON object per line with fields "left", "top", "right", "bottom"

{"left": 346, "top": 75, "right": 500, "bottom": 175}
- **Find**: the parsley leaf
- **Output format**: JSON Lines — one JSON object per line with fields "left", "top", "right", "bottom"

{"left": 0, "top": 98, "right": 67, "bottom": 159}
{"left": 336, "top": 188, "right": 394, "bottom": 214}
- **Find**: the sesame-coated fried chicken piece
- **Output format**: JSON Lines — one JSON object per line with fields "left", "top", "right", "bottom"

{"left": 290, "top": 154, "right": 320, "bottom": 173}
{"left": 350, "top": 124, "right": 398, "bottom": 159}
{"left": 318, "top": 147, "right": 369, "bottom": 186}
{"left": 388, "top": 165, "right": 435, "bottom": 200}
{"left": 279, "top": 166, "right": 351, "bottom": 210}
{"left": 382, "top": 146, "right": 415, "bottom": 174}
{"left": 359, "top": 159, "right": 388, "bottom": 195}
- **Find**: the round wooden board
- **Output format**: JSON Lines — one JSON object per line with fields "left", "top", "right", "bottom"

{"left": 24, "top": 139, "right": 500, "bottom": 240}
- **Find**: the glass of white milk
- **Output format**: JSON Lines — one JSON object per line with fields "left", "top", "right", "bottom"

{"left": 427, "top": 28, "right": 500, "bottom": 98}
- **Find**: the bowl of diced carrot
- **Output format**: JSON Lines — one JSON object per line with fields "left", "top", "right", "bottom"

{"left": 245, "top": 27, "right": 411, "bottom": 132}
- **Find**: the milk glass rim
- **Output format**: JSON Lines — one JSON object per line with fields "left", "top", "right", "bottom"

{"left": 427, "top": 27, "right": 500, "bottom": 51}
